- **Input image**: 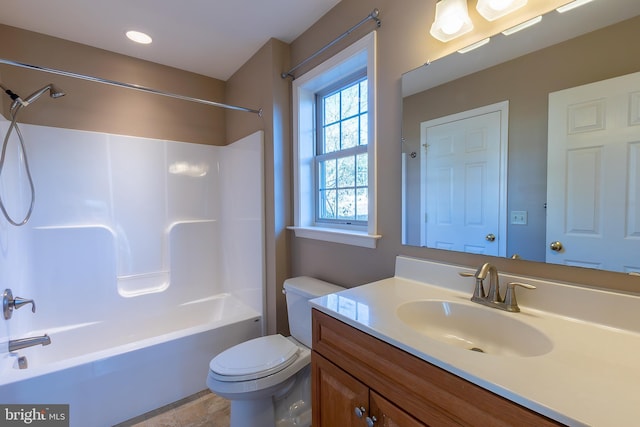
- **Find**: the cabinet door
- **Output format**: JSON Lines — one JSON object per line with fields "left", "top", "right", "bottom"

{"left": 312, "top": 352, "right": 369, "bottom": 427}
{"left": 370, "top": 391, "right": 428, "bottom": 427}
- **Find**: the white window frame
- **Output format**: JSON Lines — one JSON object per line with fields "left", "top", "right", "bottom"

{"left": 315, "top": 70, "right": 368, "bottom": 227}
{"left": 289, "top": 32, "right": 380, "bottom": 248}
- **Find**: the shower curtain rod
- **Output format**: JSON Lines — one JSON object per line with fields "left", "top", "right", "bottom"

{"left": 0, "top": 58, "right": 262, "bottom": 116}
{"left": 281, "top": 8, "right": 380, "bottom": 80}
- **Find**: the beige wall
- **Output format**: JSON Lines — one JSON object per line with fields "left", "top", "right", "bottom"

{"left": 288, "top": 0, "right": 640, "bottom": 296}
{"left": 0, "top": 24, "right": 227, "bottom": 145}
{"left": 225, "top": 39, "right": 292, "bottom": 334}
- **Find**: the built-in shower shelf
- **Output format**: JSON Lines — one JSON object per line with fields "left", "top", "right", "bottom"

{"left": 33, "top": 224, "right": 116, "bottom": 232}
{"left": 33, "top": 221, "right": 218, "bottom": 299}
{"left": 117, "top": 271, "right": 170, "bottom": 297}
{"left": 117, "top": 220, "right": 218, "bottom": 298}
{"left": 166, "top": 219, "right": 216, "bottom": 233}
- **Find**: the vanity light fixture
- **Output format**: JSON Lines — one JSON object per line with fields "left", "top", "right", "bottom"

{"left": 501, "top": 15, "right": 542, "bottom": 35}
{"left": 430, "top": 0, "right": 474, "bottom": 42}
{"left": 457, "top": 37, "right": 491, "bottom": 53}
{"left": 476, "top": 0, "right": 528, "bottom": 21}
{"left": 126, "top": 30, "right": 153, "bottom": 44}
{"left": 556, "top": 0, "right": 595, "bottom": 13}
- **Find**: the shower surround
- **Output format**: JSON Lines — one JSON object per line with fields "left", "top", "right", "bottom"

{"left": 0, "top": 119, "right": 265, "bottom": 426}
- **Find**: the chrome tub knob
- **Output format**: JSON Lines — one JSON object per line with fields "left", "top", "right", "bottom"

{"left": 3, "top": 288, "right": 36, "bottom": 319}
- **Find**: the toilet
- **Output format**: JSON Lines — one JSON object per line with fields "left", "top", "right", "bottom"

{"left": 206, "top": 276, "right": 344, "bottom": 427}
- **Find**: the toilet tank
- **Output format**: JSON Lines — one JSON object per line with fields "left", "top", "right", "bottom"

{"left": 284, "top": 276, "right": 345, "bottom": 348}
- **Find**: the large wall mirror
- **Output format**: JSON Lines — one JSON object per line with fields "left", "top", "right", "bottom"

{"left": 402, "top": 0, "right": 640, "bottom": 274}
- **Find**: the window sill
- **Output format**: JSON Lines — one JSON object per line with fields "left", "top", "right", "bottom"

{"left": 287, "top": 226, "right": 381, "bottom": 249}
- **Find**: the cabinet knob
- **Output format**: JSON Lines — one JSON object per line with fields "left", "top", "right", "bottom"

{"left": 354, "top": 406, "right": 366, "bottom": 418}
{"left": 366, "top": 416, "right": 378, "bottom": 426}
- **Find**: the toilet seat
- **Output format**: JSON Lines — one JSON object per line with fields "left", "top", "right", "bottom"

{"left": 209, "top": 334, "right": 299, "bottom": 382}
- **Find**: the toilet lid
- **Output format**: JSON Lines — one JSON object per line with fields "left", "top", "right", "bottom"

{"left": 209, "top": 334, "right": 299, "bottom": 381}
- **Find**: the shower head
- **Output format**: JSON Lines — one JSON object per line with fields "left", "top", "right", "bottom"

{"left": 24, "top": 84, "right": 66, "bottom": 104}
{"left": 9, "top": 83, "right": 65, "bottom": 114}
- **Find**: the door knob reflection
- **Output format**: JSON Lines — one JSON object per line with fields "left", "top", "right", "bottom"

{"left": 549, "top": 241, "right": 564, "bottom": 252}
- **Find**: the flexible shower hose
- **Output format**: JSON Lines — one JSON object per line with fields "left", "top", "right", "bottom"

{"left": 0, "top": 108, "right": 36, "bottom": 226}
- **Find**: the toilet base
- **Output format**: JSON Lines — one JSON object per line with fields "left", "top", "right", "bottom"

{"left": 210, "top": 365, "right": 312, "bottom": 427}
{"left": 230, "top": 398, "right": 275, "bottom": 427}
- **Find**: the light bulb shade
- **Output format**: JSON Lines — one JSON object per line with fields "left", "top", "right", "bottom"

{"left": 476, "top": 0, "right": 528, "bottom": 21}
{"left": 430, "top": 0, "right": 474, "bottom": 42}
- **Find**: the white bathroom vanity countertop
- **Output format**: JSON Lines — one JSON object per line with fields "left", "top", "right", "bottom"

{"left": 310, "top": 256, "right": 640, "bottom": 427}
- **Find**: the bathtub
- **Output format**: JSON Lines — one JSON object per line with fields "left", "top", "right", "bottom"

{"left": 0, "top": 293, "right": 262, "bottom": 427}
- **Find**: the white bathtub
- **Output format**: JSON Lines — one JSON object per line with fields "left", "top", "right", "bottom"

{"left": 0, "top": 294, "right": 262, "bottom": 427}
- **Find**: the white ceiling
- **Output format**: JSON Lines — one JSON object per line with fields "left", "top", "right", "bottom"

{"left": 0, "top": 0, "right": 342, "bottom": 81}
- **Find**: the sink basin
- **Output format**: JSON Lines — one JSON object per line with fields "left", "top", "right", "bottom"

{"left": 396, "top": 300, "right": 553, "bottom": 357}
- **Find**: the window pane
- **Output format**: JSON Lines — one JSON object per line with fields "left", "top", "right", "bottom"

{"left": 359, "top": 114, "right": 368, "bottom": 146}
{"left": 341, "top": 117, "right": 358, "bottom": 149}
{"left": 324, "top": 123, "right": 340, "bottom": 153}
{"left": 359, "top": 81, "right": 368, "bottom": 113}
{"left": 356, "top": 153, "right": 368, "bottom": 187}
{"left": 337, "top": 156, "right": 355, "bottom": 188}
{"left": 314, "top": 74, "right": 368, "bottom": 225}
{"left": 319, "top": 159, "right": 337, "bottom": 190}
{"left": 324, "top": 93, "right": 340, "bottom": 124}
{"left": 356, "top": 188, "right": 368, "bottom": 221}
{"left": 341, "top": 84, "right": 359, "bottom": 119}
{"left": 337, "top": 189, "right": 356, "bottom": 220}
{"left": 320, "top": 189, "right": 337, "bottom": 219}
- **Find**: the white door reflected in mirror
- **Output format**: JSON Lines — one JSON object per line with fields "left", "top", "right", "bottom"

{"left": 547, "top": 71, "right": 640, "bottom": 273}
{"left": 419, "top": 101, "right": 508, "bottom": 256}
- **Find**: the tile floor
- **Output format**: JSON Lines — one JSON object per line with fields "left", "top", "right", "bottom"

{"left": 115, "top": 390, "right": 230, "bottom": 427}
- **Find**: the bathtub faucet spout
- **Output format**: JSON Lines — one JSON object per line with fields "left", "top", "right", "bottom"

{"left": 8, "top": 334, "right": 51, "bottom": 352}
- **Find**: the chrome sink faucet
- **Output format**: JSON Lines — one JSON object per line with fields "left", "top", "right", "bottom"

{"left": 460, "top": 262, "right": 535, "bottom": 312}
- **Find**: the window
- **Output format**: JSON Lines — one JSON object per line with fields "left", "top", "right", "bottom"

{"left": 316, "top": 73, "right": 368, "bottom": 226}
{"left": 289, "top": 32, "right": 380, "bottom": 248}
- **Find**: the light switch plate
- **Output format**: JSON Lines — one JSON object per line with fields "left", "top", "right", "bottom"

{"left": 511, "top": 210, "right": 527, "bottom": 225}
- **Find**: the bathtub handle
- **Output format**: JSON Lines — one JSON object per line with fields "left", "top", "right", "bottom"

{"left": 13, "top": 296, "right": 36, "bottom": 313}
{"left": 3, "top": 289, "right": 36, "bottom": 319}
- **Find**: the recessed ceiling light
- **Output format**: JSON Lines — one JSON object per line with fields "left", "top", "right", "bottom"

{"left": 126, "top": 30, "right": 152, "bottom": 44}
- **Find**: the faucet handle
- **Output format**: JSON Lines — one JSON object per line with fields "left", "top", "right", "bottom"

{"left": 3, "top": 289, "right": 36, "bottom": 319}
{"left": 459, "top": 272, "right": 485, "bottom": 301}
{"left": 13, "top": 297, "right": 36, "bottom": 313}
{"left": 503, "top": 282, "right": 536, "bottom": 312}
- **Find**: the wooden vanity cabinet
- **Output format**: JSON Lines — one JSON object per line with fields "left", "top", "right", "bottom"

{"left": 314, "top": 352, "right": 426, "bottom": 426}
{"left": 311, "top": 309, "right": 563, "bottom": 427}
